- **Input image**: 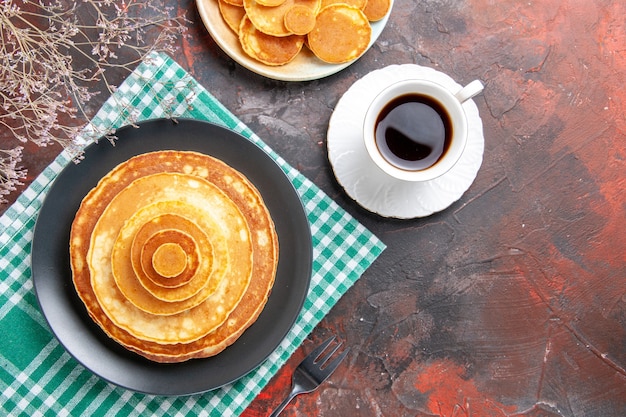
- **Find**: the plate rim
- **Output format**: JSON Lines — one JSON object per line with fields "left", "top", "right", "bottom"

{"left": 195, "top": 0, "right": 394, "bottom": 82}
{"left": 31, "top": 118, "right": 312, "bottom": 395}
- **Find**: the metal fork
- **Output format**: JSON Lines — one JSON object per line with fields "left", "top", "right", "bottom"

{"left": 268, "top": 336, "right": 350, "bottom": 417}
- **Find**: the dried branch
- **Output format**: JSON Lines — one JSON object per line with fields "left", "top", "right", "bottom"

{"left": 0, "top": 147, "right": 26, "bottom": 202}
{"left": 0, "top": 0, "right": 188, "bottom": 204}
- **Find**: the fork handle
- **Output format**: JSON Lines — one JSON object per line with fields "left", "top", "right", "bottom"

{"left": 268, "top": 391, "right": 299, "bottom": 417}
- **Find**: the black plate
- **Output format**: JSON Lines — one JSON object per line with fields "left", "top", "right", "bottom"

{"left": 31, "top": 119, "right": 312, "bottom": 396}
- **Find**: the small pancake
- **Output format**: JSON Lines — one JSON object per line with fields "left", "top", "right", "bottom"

{"left": 218, "top": 0, "right": 246, "bottom": 34}
{"left": 222, "top": 0, "right": 244, "bottom": 7}
{"left": 239, "top": 15, "right": 305, "bottom": 65}
{"left": 362, "top": 0, "right": 391, "bottom": 21}
{"left": 244, "top": 0, "right": 321, "bottom": 37}
{"left": 256, "top": 0, "right": 287, "bottom": 5}
{"left": 284, "top": 5, "right": 316, "bottom": 35}
{"left": 151, "top": 242, "right": 187, "bottom": 278}
{"left": 320, "top": 0, "right": 366, "bottom": 11}
{"left": 70, "top": 150, "right": 279, "bottom": 362}
{"left": 137, "top": 225, "right": 199, "bottom": 289}
{"left": 307, "top": 4, "right": 371, "bottom": 64}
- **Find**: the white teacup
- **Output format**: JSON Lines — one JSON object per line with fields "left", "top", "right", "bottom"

{"left": 363, "top": 78, "right": 483, "bottom": 182}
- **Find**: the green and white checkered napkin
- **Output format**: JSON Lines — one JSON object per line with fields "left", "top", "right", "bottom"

{"left": 0, "top": 52, "right": 385, "bottom": 416}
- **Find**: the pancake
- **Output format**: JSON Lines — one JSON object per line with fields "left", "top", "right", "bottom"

{"left": 239, "top": 15, "right": 305, "bottom": 66}
{"left": 219, "top": 0, "right": 246, "bottom": 34}
{"left": 256, "top": 0, "right": 287, "bottom": 6}
{"left": 135, "top": 218, "right": 203, "bottom": 289}
{"left": 243, "top": 0, "right": 321, "bottom": 37}
{"left": 362, "top": 0, "right": 391, "bottom": 21}
{"left": 70, "top": 150, "right": 279, "bottom": 362}
{"left": 222, "top": 0, "right": 244, "bottom": 7}
{"left": 283, "top": 5, "right": 317, "bottom": 35}
{"left": 320, "top": 0, "right": 366, "bottom": 10}
{"left": 307, "top": 3, "right": 371, "bottom": 64}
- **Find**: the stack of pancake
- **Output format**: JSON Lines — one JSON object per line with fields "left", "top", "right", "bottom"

{"left": 69, "top": 150, "right": 278, "bottom": 363}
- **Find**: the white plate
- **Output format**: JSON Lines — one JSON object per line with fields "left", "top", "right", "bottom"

{"left": 327, "top": 64, "right": 485, "bottom": 219}
{"left": 196, "top": 0, "right": 394, "bottom": 82}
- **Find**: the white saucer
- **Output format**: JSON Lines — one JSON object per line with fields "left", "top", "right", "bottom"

{"left": 327, "top": 64, "right": 485, "bottom": 219}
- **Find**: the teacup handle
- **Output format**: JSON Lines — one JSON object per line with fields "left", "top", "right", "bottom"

{"left": 454, "top": 80, "right": 484, "bottom": 103}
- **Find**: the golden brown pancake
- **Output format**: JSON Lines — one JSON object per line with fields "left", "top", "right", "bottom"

{"left": 307, "top": 3, "right": 372, "bottom": 64}
{"left": 283, "top": 5, "right": 317, "bottom": 35}
{"left": 218, "top": 0, "right": 246, "bottom": 34}
{"left": 222, "top": 0, "right": 244, "bottom": 7}
{"left": 320, "top": 0, "right": 366, "bottom": 10}
{"left": 134, "top": 217, "right": 203, "bottom": 289}
{"left": 239, "top": 15, "right": 305, "bottom": 66}
{"left": 70, "top": 150, "right": 279, "bottom": 362}
{"left": 362, "top": 0, "right": 391, "bottom": 21}
{"left": 243, "top": 0, "right": 321, "bottom": 37}
{"left": 256, "top": 0, "right": 287, "bottom": 6}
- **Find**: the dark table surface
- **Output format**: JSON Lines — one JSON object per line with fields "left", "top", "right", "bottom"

{"left": 3, "top": 0, "right": 625, "bottom": 416}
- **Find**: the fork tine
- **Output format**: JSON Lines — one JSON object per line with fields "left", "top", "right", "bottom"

{"left": 302, "top": 336, "right": 335, "bottom": 366}
{"left": 321, "top": 347, "right": 350, "bottom": 375}
{"left": 315, "top": 341, "right": 343, "bottom": 367}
